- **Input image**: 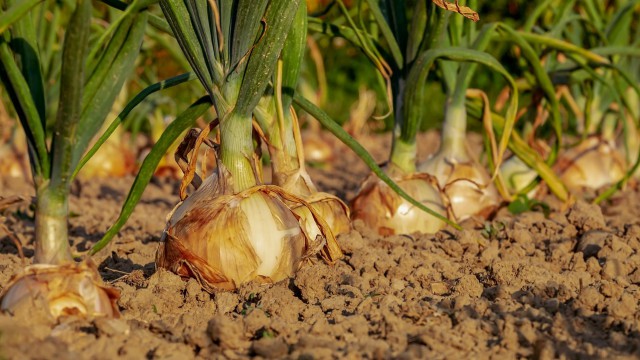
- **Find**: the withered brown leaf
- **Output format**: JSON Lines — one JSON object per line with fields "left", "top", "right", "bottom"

{"left": 432, "top": 0, "right": 480, "bottom": 22}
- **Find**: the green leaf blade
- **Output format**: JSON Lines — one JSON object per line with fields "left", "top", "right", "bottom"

{"left": 234, "top": 0, "right": 301, "bottom": 117}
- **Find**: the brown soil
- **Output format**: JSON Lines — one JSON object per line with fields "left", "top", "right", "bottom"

{"left": 1, "top": 131, "right": 639, "bottom": 359}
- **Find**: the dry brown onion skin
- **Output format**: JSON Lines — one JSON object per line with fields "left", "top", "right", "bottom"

{"left": 156, "top": 170, "right": 342, "bottom": 292}
{"left": 419, "top": 154, "right": 500, "bottom": 222}
{"left": 557, "top": 137, "right": 626, "bottom": 191}
{"left": 290, "top": 192, "right": 351, "bottom": 239}
{"left": 351, "top": 172, "right": 447, "bottom": 236}
{"left": 0, "top": 261, "right": 120, "bottom": 318}
{"left": 441, "top": 162, "right": 501, "bottom": 221}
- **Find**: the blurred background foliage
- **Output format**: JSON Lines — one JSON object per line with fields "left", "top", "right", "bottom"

{"left": 1, "top": 0, "right": 638, "bottom": 180}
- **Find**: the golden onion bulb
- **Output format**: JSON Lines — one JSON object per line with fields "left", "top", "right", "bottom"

{"left": 0, "top": 132, "right": 30, "bottom": 179}
{"left": 290, "top": 192, "right": 351, "bottom": 240}
{"left": 156, "top": 170, "right": 341, "bottom": 292}
{"left": 79, "top": 137, "right": 135, "bottom": 179}
{"left": 277, "top": 170, "right": 351, "bottom": 238}
{"left": 499, "top": 155, "right": 539, "bottom": 197}
{"left": 351, "top": 168, "right": 447, "bottom": 236}
{"left": 419, "top": 151, "right": 500, "bottom": 221}
{"left": 0, "top": 146, "right": 29, "bottom": 178}
{"left": 301, "top": 131, "right": 334, "bottom": 164}
{"left": 0, "top": 262, "right": 120, "bottom": 318}
{"left": 557, "top": 136, "right": 625, "bottom": 191}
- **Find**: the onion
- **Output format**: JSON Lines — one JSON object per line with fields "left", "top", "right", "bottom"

{"left": 78, "top": 131, "right": 136, "bottom": 179}
{"left": 499, "top": 155, "right": 540, "bottom": 197}
{"left": 289, "top": 191, "right": 351, "bottom": 240}
{"left": 419, "top": 149, "right": 500, "bottom": 221}
{"left": 156, "top": 166, "right": 341, "bottom": 292}
{"left": 351, "top": 165, "right": 446, "bottom": 236}
{"left": 277, "top": 167, "right": 351, "bottom": 238}
{"left": 556, "top": 136, "right": 625, "bottom": 191}
{"left": 1, "top": 261, "right": 120, "bottom": 318}
{"left": 302, "top": 130, "right": 334, "bottom": 164}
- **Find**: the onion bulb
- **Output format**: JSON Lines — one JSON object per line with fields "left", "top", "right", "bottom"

{"left": 0, "top": 261, "right": 120, "bottom": 318}
{"left": 419, "top": 149, "right": 500, "bottom": 222}
{"left": 277, "top": 168, "right": 351, "bottom": 238}
{"left": 0, "top": 131, "right": 30, "bottom": 179}
{"left": 271, "top": 108, "right": 350, "bottom": 238}
{"left": 351, "top": 165, "right": 447, "bottom": 236}
{"left": 78, "top": 129, "right": 136, "bottom": 179}
{"left": 301, "top": 130, "right": 334, "bottom": 164}
{"left": 156, "top": 166, "right": 342, "bottom": 292}
{"left": 556, "top": 136, "right": 625, "bottom": 191}
{"left": 499, "top": 155, "right": 540, "bottom": 197}
{"left": 289, "top": 191, "right": 351, "bottom": 240}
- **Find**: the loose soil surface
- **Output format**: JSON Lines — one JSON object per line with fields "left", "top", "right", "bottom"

{"left": 1, "top": 132, "right": 639, "bottom": 359}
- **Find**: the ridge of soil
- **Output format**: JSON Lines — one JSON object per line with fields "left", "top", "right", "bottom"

{"left": 1, "top": 132, "right": 639, "bottom": 359}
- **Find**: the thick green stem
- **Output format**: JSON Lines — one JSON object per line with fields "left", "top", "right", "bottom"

{"left": 34, "top": 182, "right": 72, "bottom": 264}
{"left": 440, "top": 96, "right": 467, "bottom": 156}
{"left": 390, "top": 74, "right": 417, "bottom": 174}
{"left": 389, "top": 136, "right": 417, "bottom": 174}
{"left": 219, "top": 112, "right": 258, "bottom": 192}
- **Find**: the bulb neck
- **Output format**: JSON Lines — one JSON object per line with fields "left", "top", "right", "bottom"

{"left": 34, "top": 182, "right": 73, "bottom": 264}
{"left": 219, "top": 112, "right": 258, "bottom": 192}
{"left": 440, "top": 99, "right": 468, "bottom": 157}
{"left": 390, "top": 136, "right": 417, "bottom": 174}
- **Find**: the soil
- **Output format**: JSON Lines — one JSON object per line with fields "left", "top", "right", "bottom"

{"left": 1, "top": 131, "right": 640, "bottom": 359}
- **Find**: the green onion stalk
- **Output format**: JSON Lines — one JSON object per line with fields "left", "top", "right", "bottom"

{"left": 155, "top": 0, "right": 342, "bottom": 292}
{"left": 0, "top": 0, "right": 148, "bottom": 318}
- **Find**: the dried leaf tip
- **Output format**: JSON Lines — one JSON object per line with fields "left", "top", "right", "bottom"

{"left": 432, "top": 0, "right": 480, "bottom": 22}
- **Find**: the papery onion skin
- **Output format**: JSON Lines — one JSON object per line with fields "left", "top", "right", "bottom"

{"left": 0, "top": 262, "right": 120, "bottom": 318}
{"left": 291, "top": 192, "right": 351, "bottom": 240}
{"left": 442, "top": 162, "right": 500, "bottom": 221}
{"left": 276, "top": 168, "right": 351, "bottom": 239}
{"left": 499, "top": 155, "right": 539, "bottom": 196}
{"left": 557, "top": 137, "right": 625, "bottom": 191}
{"left": 419, "top": 154, "right": 500, "bottom": 222}
{"left": 156, "top": 174, "right": 320, "bottom": 292}
{"left": 351, "top": 172, "right": 447, "bottom": 236}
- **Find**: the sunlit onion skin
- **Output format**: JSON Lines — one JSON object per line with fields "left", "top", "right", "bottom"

{"left": 556, "top": 136, "right": 626, "bottom": 191}
{"left": 499, "top": 155, "right": 540, "bottom": 197}
{"left": 290, "top": 192, "right": 351, "bottom": 240}
{"left": 78, "top": 139, "right": 136, "bottom": 179}
{"left": 301, "top": 131, "right": 334, "bottom": 164}
{"left": 156, "top": 168, "right": 341, "bottom": 292}
{"left": 0, "top": 133, "right": 30, "bottom": 179}
{"left": 419, "top": 150, "right": 500, "bottom": 222}
{"left": 277, "top": 170, "right": 351, "bottom": 238}
{"left": 0, "top": 146, "right": 30, "bottom": 178}
{"left": 0, "top": 261, "right": 120, "bottom": 318}
{"left": 351, "top": 165, "right": 446, "bottom": 236}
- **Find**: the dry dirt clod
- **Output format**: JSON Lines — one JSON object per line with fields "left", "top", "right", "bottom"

{"left": 566, "top": 201, "right": 607, "bottom": 232}
{"left": 429, "top": 282, "right": 450, "bottom": 296}
{"left": 207, "top": 316, "right": 250, "bottom": 351}
{"left": 251, "top": 337, "right": 288, "bottom": 358}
